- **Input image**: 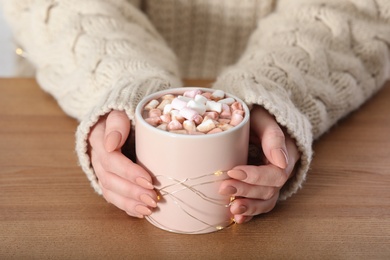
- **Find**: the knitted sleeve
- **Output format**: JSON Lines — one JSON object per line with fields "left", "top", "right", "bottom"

{"left": 213, "top": 0, "right": 390, "bottom": 200}
{"left": 1, "top": 0, "right": 182, "bottom": 193}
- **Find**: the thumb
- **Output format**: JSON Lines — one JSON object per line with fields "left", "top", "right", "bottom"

{"left": 104, "top": 110, "right": 131, "bottom": 152}
{"left": 250, "top": 106, "right": 289, "bottom": 169}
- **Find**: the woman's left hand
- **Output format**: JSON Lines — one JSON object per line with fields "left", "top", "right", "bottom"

{"left": 219, "top": 105, "right": 300, "bottom": 223}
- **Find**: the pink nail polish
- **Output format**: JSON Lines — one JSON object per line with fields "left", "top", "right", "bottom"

{"left": 219, "top": 185, "right": 237, "bottom": 195}
{"left": 135, "top": 205, "right": 152, "bottom": 216}
{"left": 105, "top": 131, "right": 122, "bottom": 152}
{"left": 140, "top": 194, "right": 157, "bottom": 208}
{"left": 233, "top": 204, "right": 247, "bottom": 215}
{"left": 227, "top": 169, "right": 247, "bottom": 180}
{"left": 271, "top": 148, "right": 288, "bottom": 169}
{"left": 136, "top": 177, "right": 154, "bottom": 189}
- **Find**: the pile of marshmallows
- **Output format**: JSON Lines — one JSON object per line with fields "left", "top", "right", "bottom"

{"left": 142, "top": 89, "right": 245, "bottom": 135}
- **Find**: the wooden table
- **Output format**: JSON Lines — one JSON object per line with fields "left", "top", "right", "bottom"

{"left": 0, "top": 78, "right": 389, "bottom": 259}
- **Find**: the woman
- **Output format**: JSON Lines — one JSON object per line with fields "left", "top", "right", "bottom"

{"left": 2, "top": 0, "right": 389, "bottom": 223}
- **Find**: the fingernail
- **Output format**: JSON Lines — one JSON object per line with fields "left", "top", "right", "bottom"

{"left": 140, "top": 194, "right": 157, "bottom": 208}
{"left": 135, "top": 205, "right": 152, "bottom": 216}
{"left": 227, "top": 169, "right": 247, "bottom": 180}
{"left": 237, "top": 205, "right": 247, "bottom": 214}
{"left": 219, "top": 185, "right": 237, "bottom": 195}
{"left": 136, "top": 177, "right": 154, "bottom": 189}
{"left": 233, "top": 215, "right": 252, "bottom": 224}
{"left": 271, "top": 148, "right": 288, "bottom": 169}
{"left": 105, "top": 131, "right": 122, "bottom": 152}
{"left": 242, "top": 216, "right": 252, "bottom": 223}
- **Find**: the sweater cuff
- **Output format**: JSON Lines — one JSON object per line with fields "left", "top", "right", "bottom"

{"left": 75, "top": 73, "right": 182, "bottom": 194}
{"left": 213, "top": 69, "right": 313, "bottom": 200}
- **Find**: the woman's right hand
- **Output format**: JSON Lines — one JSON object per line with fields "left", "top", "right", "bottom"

{"left": 88, "top": 110, "right": 158, "bottom": 218}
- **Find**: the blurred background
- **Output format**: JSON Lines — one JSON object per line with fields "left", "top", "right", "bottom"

{"left": 0, "top": 5, "right": 17, "bottom": 77}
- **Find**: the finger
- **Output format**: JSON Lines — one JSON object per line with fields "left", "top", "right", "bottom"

{"left": 100, "top": 183, "right": 153, "bottom": 218}
{"left": 227, "top": 164, "right": 288, "bottom": 187}
{"left": 90, "top": 145, "right": 154, "bottom": 190}
{"left": 231, "top": 194, "right": 279, "bottom": 219}
{"left": 102, "top": 151, "right": 154, "bottom": 189}
{"left": 229, "top": 129, "right": 301, "bottom": 186}
{"left": 89, "top": 118, "right": 154, "bottom": 189}
{"left": 219, "top": 178, "right": 279, "bottom": 200}
{"left": 104, "top": 110, "right": 131, "bottom": 152}
{"left": 250, "top": 106, "right": 288, "bottom": 169}
{"left": 284, "top": 131, "right": 301, "bottom": 177}
{"left": 93, "top": 162, "right": 157, "bottom": 207}
{"left": 233, "top": 215, "right": 253, "bottom": 224}
{"left": 89, "top": 117, "right": 106, "bottom": 149}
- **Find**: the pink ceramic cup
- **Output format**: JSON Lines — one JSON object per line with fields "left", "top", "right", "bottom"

{"left": 135, "top": 87, "right": 250, "bottom": 234}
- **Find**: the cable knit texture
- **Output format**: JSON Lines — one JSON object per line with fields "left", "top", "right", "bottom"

{"left": 2, "top": 0, "right": 390, "bottom": 199}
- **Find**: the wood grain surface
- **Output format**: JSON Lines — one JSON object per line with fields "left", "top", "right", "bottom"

{"left": 0, "top": 78, "right": 389, "bottom": 259}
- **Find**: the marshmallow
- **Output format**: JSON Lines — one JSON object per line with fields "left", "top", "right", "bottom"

{"left": 163, "top": 104, "right": 173, "bottom": 114}
{"left": 183, "top": 89, "right": 202, "bottom": 98}
{"left": 143, "top": 88, "right": 246, "bottom": 135}
{"left": 183, "top": 120, "right": 196, "bottom": 132}
{"left": 160, "top": 114, "right": 171, "bottom": 124}
{"left": 171, "top": 98, "right": 188, "bottom": 110}
{"left": 202, "top": 92, "right": 212, "bottom": 99}
{"left": 218, "top": 97, "right": 235, "bottom": 105}
{"left": 180, "top": 107, "right": 199, "bottom": 121}
{"left": 204, "top": 111, "right": 219, "bottom": 120}
{"left": 157, "top": 123, "right": 168, "bottom": 131}
{"left": 196, "top": 119, "right": 216, "bottom": 133}
{"left": 218, "top": 118, "right": 231, "bottom": 124}
{"left": 157, "top": 99, "right": 172, "bottom": 111}
{"left": 168, "top": 119, "right": 183, "bottom": 130}
{"left": 193, "top": 114, "right": 204, "bottom": 125}
{"left": 194, "top": 94, "right": 208, "bottom": 105}
{"left": 230, "top": 113, "right": 244, "bottom": 126}
{"left": 202, "top": 116, "right": 218, "bottom": 125}
{"left": 187, "top": 100, "right": 206, "bottom": 115}
{"left": 206, "top": 100, "right": 222, "bottom": 113}
{"left": 219, "top": 103, "right": 231, "bottom": 119}
{"left": 211, "top": 90, "right": 225, "bottom": 100}
{"left": 207, "top": 128, "right": 223, "bottom": 134}
{"left": 170, "top": 110, "right": 185, "bottom": 123}
{"left": 148, "top": 108, "right": 162, "bottom": 118}
{"left": 145, "top": 99, "right": 159, "bottom": 110}
{"left": 219, "top": 123, "right": 234, "bottom": 131}
{"left": 162, "top": 94, "right": 175, "bottom": 100}
{"left": 231, "top": 101, "right": 243, "bottom": 111}
{"left": 232, "top": 109, "right": 244, "bottom": 117}
{"left": 145, "top": 117, "right": 162, "bottom": 126}
{"left": 177, "top": 95, "right": 193, "bottom": 102}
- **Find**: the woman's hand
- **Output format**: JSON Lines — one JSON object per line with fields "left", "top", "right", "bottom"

{"left": 219, "top": 106, "right": 300, "bottom": 223}
{"left": 89, "top": 110, "right": 158, "bottom": 218}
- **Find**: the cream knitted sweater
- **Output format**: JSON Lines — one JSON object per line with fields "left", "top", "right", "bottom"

{"left": 2, "top": 0, "right": 390, "bottom": 200}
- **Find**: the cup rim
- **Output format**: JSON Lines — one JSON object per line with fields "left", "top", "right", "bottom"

{"left": 135, "top": 87, "right": 250, "bottom": 139}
